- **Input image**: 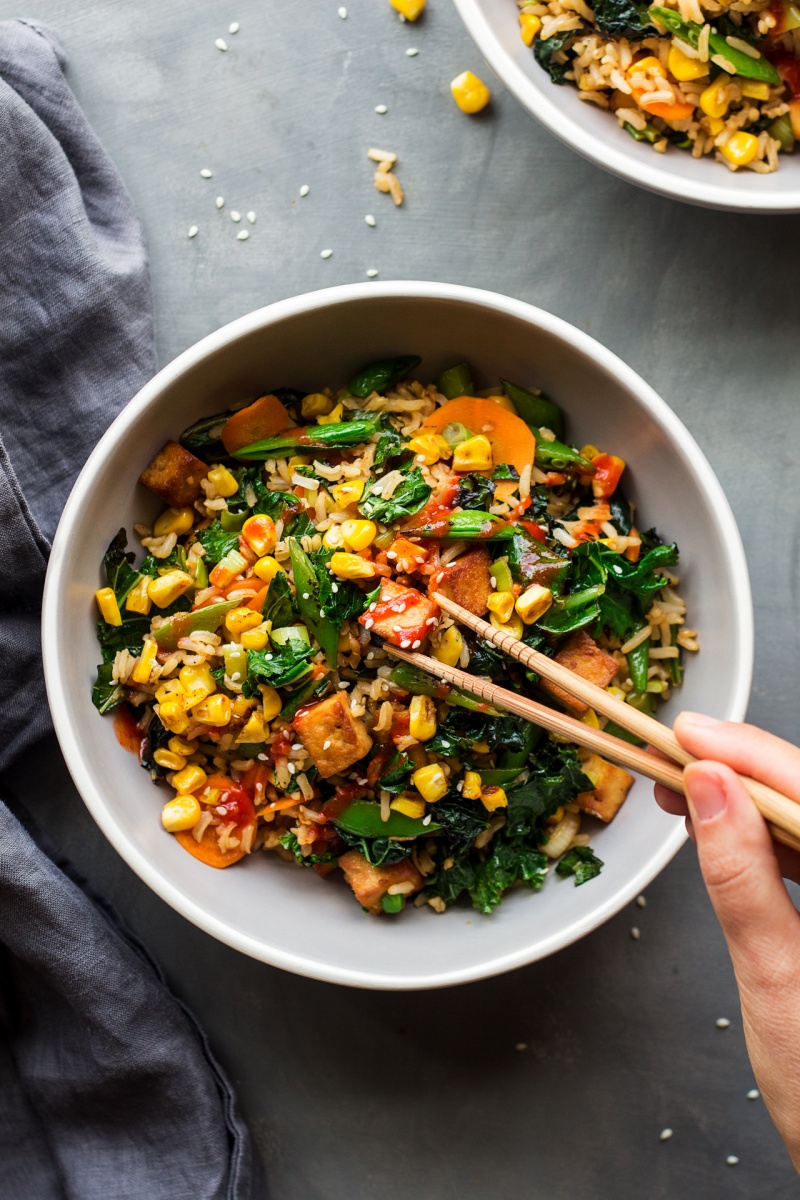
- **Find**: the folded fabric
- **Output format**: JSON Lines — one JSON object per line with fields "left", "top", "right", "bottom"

{"left": 0, "top": 20, "right": 263, "bottom": 1197}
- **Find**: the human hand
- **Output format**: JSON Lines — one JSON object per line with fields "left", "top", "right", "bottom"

{"left": 655, "top": 712, "right": 800, "bottom": 1172}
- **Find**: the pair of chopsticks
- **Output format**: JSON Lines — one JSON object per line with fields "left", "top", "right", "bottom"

{"left": 382, "top": 591, "right": 800, "bottom": 854}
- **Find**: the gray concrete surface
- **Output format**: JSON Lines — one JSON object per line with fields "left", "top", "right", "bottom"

{"left": 3, "top": 0, "right": 800, "bottom": 1194}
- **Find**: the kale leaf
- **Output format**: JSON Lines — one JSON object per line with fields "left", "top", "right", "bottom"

{"left": 140, "top": 714, "right": 172, "bottom": 780}
{"left": 556, "top": 846, "right": 604, "bottom": 885}
{"left": 358, "top": 465, "right": 431, "bottom": 524}
{"left": 262, "top": 570, "right": 296, "bottom": 629}
{"left": 372, "top": 418, "right": 411, "bottom": 473}
{"left": 424, "top": 850, "right": 478, "bottom": 908}
{"left": 379, "top": 749, "right": 414, "bottom": 795}
{"left": 194, "top": 520, "right": 240, "bottom": 566}
{"left": 469, "top": 842, "right": 549, "bottom": 914}
{"left": 534, "top": 32, "right": 575, "bottom": 84}
{"left": 242, "top": 643, "right": 315, "bottom": 695}
{"left": 335, "top": 829, "right": 413, "bottom": 866}
{"left": 491, "top": 464, "right": 519, "bottom": 482}
{"left": 96, "top": 615, "right": 150, "bottom": 663}
{"left": 433, "top": 788, "right": 490, "bottom": 845}
{"left": 455, "top": 473, "right": 496, "bottom": 512}
{"left": 593, "top": 0, "right": 657, "bottom": 36}
{"left": 91, "top": 663, "right": 125, "bottom": 713}
{"left": 305, "top": 548, "right": 378, "bottom": 626}
{"left": 283, "top": 510, "right": 315, "bottom": 540}
{"left": 103, "top": 529, "right": 139, "bottom": 603}
{"left": 278, "top": 830, "right": 338, "bottom": 866}
{"left": 227, "top": 465, "right": 287, "bottom": 519}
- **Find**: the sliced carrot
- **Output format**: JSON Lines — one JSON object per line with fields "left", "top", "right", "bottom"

{"left": 175, "top": 821, "right": 256, "bottom": 868}
{"left": 636, "top": 95, "right": 695, "bottom": 120}
{"left": 266, "top": 796, "right": 304, "bottom": 812}
{"left": 246, "top": 585, "right": 268, "bottom": 612}
{"left": 220, "top": 394, "right": 291, "bottom": 454}
{"left": 418, "top": 397, "right": 536, "bottom": 477}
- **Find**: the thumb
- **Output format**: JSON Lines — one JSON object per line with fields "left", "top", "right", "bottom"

{"left": 684, "top": 761, "right": 800, "bottom": 993}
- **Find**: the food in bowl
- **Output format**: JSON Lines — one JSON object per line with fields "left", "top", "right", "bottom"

{"left": 517, "top": 0, "right": 800, "bottom": 171}
{"left": 92, "top": 356, "right": 697, "bottom": 916}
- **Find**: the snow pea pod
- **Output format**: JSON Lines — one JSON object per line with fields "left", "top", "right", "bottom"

{"left": 347, "top": 355, "right": 422, "bottom": 398}
{"left": 627, "top": 633, "right": 652, "bottom": 695}
{"left": 233, "top": 416, "right": 380, "bottom": 460}
{"left": 403, "top": 510, "right": 513, "bottom": 540}
{"left": 436, "top": 362, "right": 475, "bottom": 400}
{"left": 534, "top": 439, "right": 594, "bottom": 472}
{"left": 500, "top": 380, "right": 565, "bottom": 441}
{"left": 389, "top": 662, "right": 505, "bottom": 716}
{"left": 649, "top": 7, "right": 781, "bottom": 82}
{"left": 288, "top": 538, "right": 340, "bottom": 669}
{"left": 153, "top": 599, "right": 239, "bottom": 651}
{"left": 332, "top": 800, "right": 441, "bottom": 838}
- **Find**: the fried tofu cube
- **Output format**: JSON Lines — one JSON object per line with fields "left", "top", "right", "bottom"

{"left": 140, "top": 440, "right": 209, "bottom": 508}
{"left": 577, "top": 752, "right": 634, "bottom": 822}
{"left": 541, "top": 629, "right": 619, "bottom": 715}
{"left": 435, "top": 545, "right": 492, "bottom": 616}
{"left": 359, "top": 578, "right": 439, "bottom": 648}
{"left": 338, "top": 849, "right": 423, "bottom": 915}
{"left": 292, "top": 692, "right": 373, "bottom": 779}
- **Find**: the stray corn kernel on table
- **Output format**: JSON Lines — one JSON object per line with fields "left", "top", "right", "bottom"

{"left": 5, "top": 0, "right": 800, "bottom": 1196}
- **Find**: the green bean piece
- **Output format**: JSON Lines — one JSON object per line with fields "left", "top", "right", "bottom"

{"left": 153, "top": 599, "right": 239, "bottom": 651}
{"left": 194, "top": 557, "right": 209, "bottom": 590}
{"left": 500, "top": 379, "right": 565, "bottom": 441}
{"left": 602, "top": 719, "right": 646, "bottom": 747}
{"left": 442, "top": 420, "right": 474, "bottom": 447}
{"left": 623, "top": 122, "right": 661, "bottom": 145}
{"left": 769, "top": 113, "right": 795, "bottom": 153}
{"left": 179, "top": 409, "right": 232, "bottom": 461}
{"left": 490, "top": 557, "right": 513, "bottom": 593}
{"left": 288, "top": 538, "right": 339, "bottom": 668}
{"left": 626, "top": 633, "right": 651, "bottom": 694}
{"left": 388, "top": 663, "right": 504, "bottom": 716}
{"left": 347, "top": 355, "right": 422, "bottom": 398}
{"left": 403, "top": 510, "right": 512, "bottom": 540}
{"left": 219, "top": 508, "right": 248, "bottom": 532}
{"left": 279, "top": 673, "right": 330, "bottom": 720}
{"left": 381, "top": 893, "right": 405, "bottom": 914}
{"left": 668, "top": 626, "right": 684, "bottom": 686}
{"left": 478, "top": 768, "right": 528, "bottom": 788}
{"left": 233, "top": 416, "right": 380, "bottom": 460}
{"left": 497, "top": 722, "right": 541, "bottom": 770}
{"left": 332, "top": 800, "right": 441, "bottom": 838}
{"left": 436, "top": 362, "right": 475, "bottom": 400}
{"left": 649, "top": 7, "right": 781, "bottom": 82}
{"left": 534, "top": 439, "right": 594, "bottom": 472}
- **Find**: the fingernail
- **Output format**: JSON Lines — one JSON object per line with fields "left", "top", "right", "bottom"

{"left": 681, "top": 711, "right": 720, "bottom": 730}
{"left": 685, "top": 769, "right": 727, "bottom": 823}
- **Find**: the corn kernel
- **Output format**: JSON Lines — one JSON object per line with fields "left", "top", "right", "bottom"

{"left": 179, "top": 663, "right": 216, "bottom": 706}
{"left": 515, "top": 583, "right": 553, "bottom": 625}
{"left": 241, "top": 514, "right": 277, "bottom": 557}
{"left": 667, "top": 46, "right": 708, "bottom": 82}
{"left": 132, "top": 637, "right": 159, "bottom": 684}
{"left": 95, "top": 587, "right": 122, "bottom": 626}
{"left": 480, "top": 785, "right": 508, "bottom": 812}
{"left": 223, "top": 644, "right": 249, "bottom": 683}
{"left": 210, "top": 550, "right": 247, "bottom": 589}
{"left": 207, "top": 465, "right": 238, "bottom": 498}
{"left": 318, "top": 402, "right": 343, "bottom": 425}
{"left": 341, "top": 519, "right": 377, "bottom": 552}
{"left": 153, "top": 748, "right": 188, "bottom": 772}
{"left": 390, "top": 0, "right": 425, "bottom": 19}
{"left": 301, "top": 392, "right": 334, "bottom": 419}
{"left": 261, "top": 686, "right": 282, "bottom": 721}
{"left": 331, "top": 480, "right": 365, "bottom": 508}
{"left": 450, "top": 70, "right": 491, "bottom": 115}
{"left": 241, "top": 624, "right": 270, "bottom": 651}
{"left": 472, "top": 741, "right": 491, "bottom": 755}
{"left": 125, "top": 575, "right": 153, "bottom": 615}
{"left": 232, "top": 695, "right": 257, "bottom": 718}
{"left": 412, "top": 763, "right": 448, "bottom": 804}
{"left": 409, "top": 694, "right": 437, "bottom": 741}
{"left": 158, "top": 698, "right": 190, "bottom": 734}
{"left": 172, "top": 764, "right": 207, "bottom": 793}
{"left": 329, "top": 552, "right": 376, "bottom": 579}
{"left": 433, "top": 625, "right": 463, "bottom": 667}
{"left": 407, "top": 434, "right": 443, "bottom": 465}
{"left": 199, "top": 787, "right": 221, "bottom": 807}
{"left": 487, "top": 591, "right": 515, "bottom": 624}
{"left": 390, "top": 795, "right": 426, "bottom": 818}
{"left": 606, "top": 685, "right": 627, "bottom": 702}
{"left": 253, "top": 555, "right": 283, "bottom": 586}
{"left": 287, "top": 456, "right": 311, "bottom": 472}
{"left": 519, "top": 12, "right": 541, "bottom": 43}
{"left": 581, "top": 708, "right": 600, "bottom": 729}
{"left": 237, "top": 709, "right": 267, "bottom": 744}
{"left": 700, "top": 73, "right": 731, "bottom": 119}
{"left": 168, "top": 736, "right": 196, "bottom": 756}
{"left": 452, "top": 434, "right": 493, "bottom": 472}
{"left": 147, "top": 570, "right": 194, "bottom": 608}
{"left": 226, "top": 606, "right": 263, "bottom": 635}
{"left": 462, "top": 771, "right": 482, "bottom": 800}
{"left": 193, "top": 693, "right": 233, "bottom": 727}
{"left": 720, "top": 130, "right": 759, "bottom": 167}
{"left": 153, "top": 506, "right": 195, "bottom": 537}
{"left": 741, "top": 79, "right": 769, "bottom": 100}
{"left": 706, "top": 116, "right": 725, "bottom": 135}
{"left": 156, "top": 678, "right": 184, "bottom": 704}
{"left": 323, "top": 525, "right": 345, "bottom": 549}
{"left": 490, "top": 610, "right": 524, "bottom": 640}
{"left": 161, "top": 793, "right": 202, "bottom": 832}
{"left": 580, "top": 444, "right": 600, "bottom": 460}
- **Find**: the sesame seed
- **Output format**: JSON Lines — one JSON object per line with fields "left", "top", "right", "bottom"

{"left": 302, "top": 593, "right": 310, "bottom": 600}
{"left": 323, "top": 740, "right": 331, "bottom": 750}
{"left": 716, "top": 1017, "right": 731, "bottom": 1029}
{"left": 237, "top": 230, "right": 250, "bottom": 241}
{"left": 422, "top": 814, "right": 432, "bottom": 825}
{"left": 659, "top": 1129, "right": 673, "bottom": 1142}
{"left": 187, "top": 225, "right": 199, "bottom": 238}
{"left": 320, "top": 248, "right": 333, "bottom": 259}
{"left": 215, "top": 37, "right": 228, "bottom": 51}
{"left": 412, "top": 640, "right": 421, "bottom": 648}
{"left": 400, "top": 640, "right": 411, "bottom": 648}
{"left": 490, "top": 577, "right": 496, "bottom": 588}
{"left": 630, "top": 927, "right": 640, "bottom": 940}
{"left": 440, "top": 740, "right": 450, "bottom": 748}
{"left": 406, "top": 47, "right": 419, "bottom": 56}
{"left": 636, "top": 894, "right": 647, "bottom": 908}
{"left": 216, "top": 196, "right": 224, "bottom": 209}
{"left": 726, "top": 1156, "right": 739, "bottom": 1167}
{"left": 299, "top": 184, "right": 310, "bottom": 197}
{"left": 338, "top": 681, "right": 349, "bottom": 689}
{"left": 247, "top": 211, "right": 256, "bottom": 224}
{"left": 375, "top": 104, "right": 388, "bottom": 114}
{"left": 292, "top": 743, "right": 302, "bottom": 751}
{"left": 456, "top": 781, "right": 464, "bottom": 792}
{"left": 366, "top": 652, "right": 374, "bottom": 660}
{"left": 747, "top": 1088, "right": 760, "bottom": 1100}
{"left": 366, "top": 268, "right": 379, "bottom": 278}
{"left": 231, "top": 210, "right": 241, "bottom": 222}
{"left": 200, "top": 168, "right": 213, "bottom": 178}
{"left": 338, "top": 4, "right": 347, "bottom": 15}
{"left": 257, "top": 753, "right": 268, "bottom": 761}
{"left": 392, "top": 625, "right": 402, "bottom": 632}
{"left": 229, "top": 21, "right": 240, "bottom": 33}
{"left": 365, "top": 214, "right": 376, "bottom": 227}
{"left": 386, "top": 550, "right": 397, "bottom": 559}
{"left": 231, "top": 672, "right": 241, "bottom": 681}
{"left": 515, "top": 1042, "right": 527, "bottom": 1052}
{"left": 287, "top": 763, "right": 295, "bottom": 774}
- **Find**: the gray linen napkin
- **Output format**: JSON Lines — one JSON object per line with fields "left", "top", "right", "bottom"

{"left": 0, "top": 19, "right": 263, "bottom": 1197}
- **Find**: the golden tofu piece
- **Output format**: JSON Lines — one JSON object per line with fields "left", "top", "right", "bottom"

{"left": 338, "top": 850, "right": 423, "bottom": 915}
{"left": 577, "top": 753, "right": 634, "bottom": 822}
{"left": 292, "top": 692, "right": 373, "bottom": 779}
{"left": 435, "top": 546, "right": 492, "bottom": 616}
{"left": 541, "top": 629, "right": 619, "bottom": 715}
{"left": 140, "top": 440, "right": 209, "bottom": 508}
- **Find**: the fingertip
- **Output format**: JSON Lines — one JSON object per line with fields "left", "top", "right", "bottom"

{"left": 685, "top": 814, "right": 695, "bottom": 842}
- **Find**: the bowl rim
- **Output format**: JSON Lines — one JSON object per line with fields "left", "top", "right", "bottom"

{"left": 452, "top": 0, "right": 800, "bottom": 213}
{"left": 42, "top": 281, "right": 754, "bottom": 989}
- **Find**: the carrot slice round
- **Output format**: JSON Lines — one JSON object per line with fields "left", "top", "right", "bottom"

{"left": 174, "top": 821, "right": 257, "bottom": 868}
{"left": 221, "top": 394, "right": 291, "bottom": 454}
{"left": 418, "top": 397, "right": 536, "bottom": 477}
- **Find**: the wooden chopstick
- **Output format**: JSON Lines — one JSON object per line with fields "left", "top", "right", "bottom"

{"left": 384, "top": 641, "right": 800, "bottom": 855}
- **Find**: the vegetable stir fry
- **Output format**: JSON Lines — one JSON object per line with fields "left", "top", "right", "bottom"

{"left": 92, "top": 357, "right": 698, "bottom": 915}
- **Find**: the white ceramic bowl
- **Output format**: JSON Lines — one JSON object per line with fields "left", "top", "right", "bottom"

{"left": 453, "top": 0, "right": 800, "bottom": 212}
{"left": 43, "top": 282, "right": 752, "bottom": 989}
